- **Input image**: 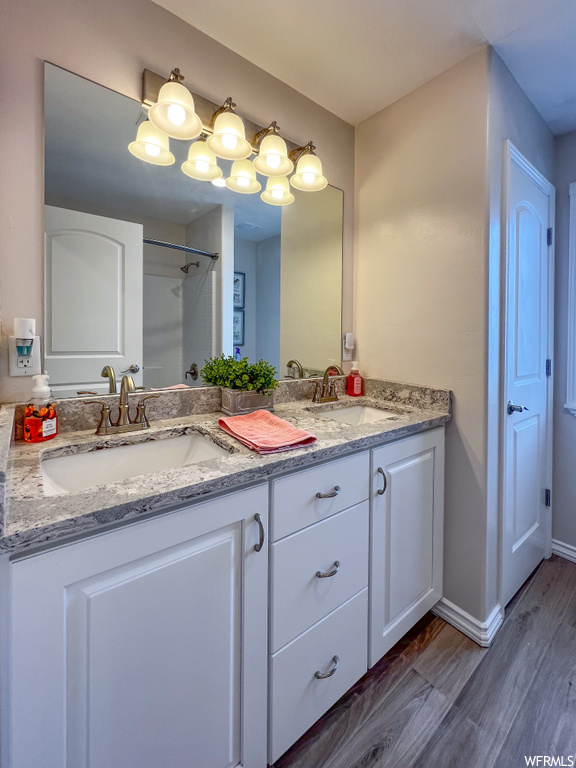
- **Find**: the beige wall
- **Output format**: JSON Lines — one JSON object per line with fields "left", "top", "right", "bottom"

{"left": 552, "top": 131, "right": 576, "bottom": 551}
{"left": 486, "top": 50, "right": 554, "bottom": 615}
{"left": 355, "top": 50, "right": 491, "bottom": 620}
{"left": 355, "top": 49, "right": 555, "bottom": 624}
{"left": 0, "top": 0, "right": 354, "bottom": 402}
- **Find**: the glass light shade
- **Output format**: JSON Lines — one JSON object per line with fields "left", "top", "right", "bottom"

{"left": 128, "top": 121, "right": 175, "bottom": 165}
{"left": 261, "top": 176, "right": 294, "bottom": 206}
{"left": 226, "top": 159, "right": 261, "bottom": 194}
{"left": 290, "top": 153, "right": 328, "bottom": 191}
{"left": 148, "top": 81, "right": 203, "bottom": 140}
{"left": 211, "top": 177, "right": 227, "bottom": 187}
{"left": 207, "top": 112, "right": 252, "bottom": 160}
{"left": 253, "top": 134, "right": 294, "bottom": 177}
{"left": 181, "top": 141, "right": 222, "bottom": 181}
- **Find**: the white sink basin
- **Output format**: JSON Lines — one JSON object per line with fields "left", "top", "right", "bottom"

{"left": 42, "top": 433, "right": 230, "bottom": 496}
{"left": 313, "top": 405, "right": 400, "bottom": 426}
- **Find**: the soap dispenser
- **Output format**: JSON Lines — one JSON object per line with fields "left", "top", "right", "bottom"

{"left": 23, "top": 374, "right": 58, "bottom": 442}
{"left": 346, "top": 362, "right": 364, "bottom": 397}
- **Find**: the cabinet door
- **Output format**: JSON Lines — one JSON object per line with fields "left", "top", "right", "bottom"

{"left": 9, "top": 485, "right": 268, "bottom": 768}
{"left": 370, "top": 428, "right": 444, "bottom": 667}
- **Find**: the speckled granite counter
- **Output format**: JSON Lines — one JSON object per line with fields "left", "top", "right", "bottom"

{"left": 0, "top": 379, "right": 451, "bottom": 555}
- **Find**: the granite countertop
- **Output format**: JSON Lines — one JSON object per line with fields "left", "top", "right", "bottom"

{"left": 0, "top": 379, "right": 451, "bottom": 555}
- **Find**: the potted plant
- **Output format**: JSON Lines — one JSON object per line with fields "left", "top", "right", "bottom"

{"left": 200, "top": 355, "right": 278, "bottom": 415}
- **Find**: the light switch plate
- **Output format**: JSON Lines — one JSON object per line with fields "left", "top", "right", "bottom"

{"left": 8, "top": 336, "right": 41, "bottom": 376}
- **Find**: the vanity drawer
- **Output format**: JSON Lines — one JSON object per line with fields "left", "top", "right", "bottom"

{"left": 270, "top": 501, "right": 368, "bottom": 652}
{"left": 268, "top": 589, "right": 368, "bottom": 764}
{"left": 271, "top": 451, "right": 369, "bottom": 541}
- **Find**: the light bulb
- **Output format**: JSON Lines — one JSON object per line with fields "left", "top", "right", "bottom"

{"left": 145, "top": 143, "right": 161, "bottom": 157}
{"left": 221, "top": 133, "right": 238, "bottom": 150}
{"left": 166, "top": 103, "right": 187, "bottom": 126}
{"left": 237, "top": 175, "right": 250, "bottom": 187}
{"left": 272, "top": 188, "right": 284, "bottom": 199}
{"left": 212, "top": 177, "right": 227, "bottom": 187}
{"left": 266, "top": 154, "right": 281, "bottom": 169}
{"left": 195, "top": 159, "right": 210, "bottom": 173}
{"left": 302, "top": 172, "right": 316, "bottom": 185}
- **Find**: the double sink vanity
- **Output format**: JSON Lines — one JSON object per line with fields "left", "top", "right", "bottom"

{"left": 0, "top": 377, "right": 450, "bottom": 768}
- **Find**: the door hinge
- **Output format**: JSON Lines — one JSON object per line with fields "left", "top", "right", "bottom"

{"left": 547, "top": 227, "right": 553, "bottom": 246}
{"left": 545, "top": 488, "right": 551, "bottom": 507}
{"left": 546, "top": 359, "right": 552, "bottom": 377}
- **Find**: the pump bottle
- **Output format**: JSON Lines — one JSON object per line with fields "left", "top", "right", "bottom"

{"left": 23, "top": 374, "right": 58, "bottom": 443}
{"left": 346, "top": 362, "right": 364, "bottom": 397}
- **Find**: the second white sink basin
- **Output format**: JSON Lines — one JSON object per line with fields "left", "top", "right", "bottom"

{"left": 42, "top": 433, "right": 230, "bottom": 496}
{"left": 313, "top": 405, "right": 400, "bottom": 426}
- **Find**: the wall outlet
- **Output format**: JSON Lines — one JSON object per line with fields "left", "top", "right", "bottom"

{"left": 342, "top": 334, "right": 355, "bottom": 362}
{"left": 8, "top": 336, "right": 41, "bottom": 376}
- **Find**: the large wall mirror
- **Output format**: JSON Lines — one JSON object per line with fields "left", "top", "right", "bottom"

{"left": 44, "top": 63, "right": 343, "bottom": 396}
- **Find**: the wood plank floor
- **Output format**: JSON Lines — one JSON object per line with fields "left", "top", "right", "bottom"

{"left": 272, "top": 555, "right": 576, "bottom": 768}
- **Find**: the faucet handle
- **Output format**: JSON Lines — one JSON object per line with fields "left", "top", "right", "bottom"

{"left": 134, "top": 394, "right": 159, "bottom": 426}
{"left": 84, "top": 400, "right": 113, "bottom": 434}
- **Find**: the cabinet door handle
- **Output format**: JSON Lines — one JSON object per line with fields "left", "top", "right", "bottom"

{"left": 316, "top": 560, "right": 341, "bottom": 578}
{"left": 316, "top": 485, "right": 341, "bottom": 499}
{"left": 254, "top": 513, "right": 265, "bottom": 552}
{"left": 377, "top": 467, "right": 387, "bottom": 495}
{"left": 314, "top": 655, "right": 340, "bottom": 679}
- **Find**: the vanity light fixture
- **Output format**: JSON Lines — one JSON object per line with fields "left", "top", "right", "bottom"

{"left": 261, "top": 176, "right": 294, "bottom": 206}
{"left": 207, "top": 98, "right": 252, "bottom": 160}
{"left": 226, "top": 159, "right": 261, "bottom": 194}
{"left": 253, "top": 122, "right": 294, "bottom": 177}
{"left": 128, "top": 120, "right": 175, "bottom": 165}
{"left": 148, "top": 69, "right": 203, "bottom": 140}
{"left": 289, "top": 142, "right": 328, "bottom": 191}
{"left": 181, "top": 140, "right": 222, "bottom": 181}
{"left": 136, "top": 67, "right": 330, "bottom": 201}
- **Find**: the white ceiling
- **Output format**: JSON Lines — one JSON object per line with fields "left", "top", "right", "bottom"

{"left": 151, "top": 0, "right": 576, "bottom": 135}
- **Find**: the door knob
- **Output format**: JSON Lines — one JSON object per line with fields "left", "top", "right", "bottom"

{"left": 507, "top": 401, "right": 529, "bottom": 415}
{"left": 121, "top": 364, "right": 140, "bottom": 374}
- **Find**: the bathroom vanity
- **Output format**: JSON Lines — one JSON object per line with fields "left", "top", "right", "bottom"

{"left": 0, "top": 379, "right": 449, "bottom": 768}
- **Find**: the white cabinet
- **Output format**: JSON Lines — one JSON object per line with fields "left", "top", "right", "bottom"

{"left": 8, "top": 485, "right": 268, "bottom": 768}
{"left": 268, "top": 453, "right": 370, "bottom": 763}
{"left": 5, "top": 427, "right": 445, "bottom": 767}
{"left": 369, "top": 427, "right": 444, "bottom": 666}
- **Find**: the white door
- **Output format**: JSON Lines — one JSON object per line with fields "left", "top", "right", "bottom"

{"left": 44, "top": 206, "right": 143, "bottom": 396}
{"left": 502, "top": 144, "right": 554, "bottom": 608}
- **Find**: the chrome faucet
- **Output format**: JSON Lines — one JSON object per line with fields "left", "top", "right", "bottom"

{"left": 84, "top": 375, "right": 159, "bottom": 435}
{"left": 101, "top": 365, "right": 117, "bottom": 394}
{"left": 286, "top": 359, "right": 304, "bottom": 379}
{"left": 313, "top": 365, "right": 346, "bottom": 403}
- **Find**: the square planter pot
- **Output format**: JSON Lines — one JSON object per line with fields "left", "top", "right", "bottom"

{"left": 221, "top": 388, "right": 275, "bottom": 416}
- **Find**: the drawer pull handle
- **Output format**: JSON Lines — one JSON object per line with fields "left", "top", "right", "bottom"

{"left": 316, "top": 485, "right": 341, "bottom": 499}
{"left": 314, "top": 655, "right": 340, "bottom": 679}
{"left": 316, "top": 561, "right": 341, "bottom": 579}
{"left": 377, "top": 467, "right": 387, "bottom": 495}
{"left": 254, "top": 513, "right": 265, "bottom": 552}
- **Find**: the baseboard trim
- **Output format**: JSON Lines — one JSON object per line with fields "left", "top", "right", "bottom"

{"left": 552, "top": 538, "right": 576, "bottom": 564}
{"left": 432, "top": 598, "right": 504, "bottom": 647}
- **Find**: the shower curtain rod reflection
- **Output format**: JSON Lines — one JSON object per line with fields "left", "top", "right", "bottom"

{"left": 143, "top": 238, "right": 219, "bottom": 261}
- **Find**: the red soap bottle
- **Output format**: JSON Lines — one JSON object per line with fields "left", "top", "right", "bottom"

{"left": 346, "top": 362, "right": 363, "bottom": 397}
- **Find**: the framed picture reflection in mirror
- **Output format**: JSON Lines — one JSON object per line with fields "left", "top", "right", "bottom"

{"left": 233, "top": 310, "right": 245, "bottom": 346}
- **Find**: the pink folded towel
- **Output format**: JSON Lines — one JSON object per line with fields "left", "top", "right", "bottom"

{"left": 218, "top": 410, "right": 317, "bottom": 455}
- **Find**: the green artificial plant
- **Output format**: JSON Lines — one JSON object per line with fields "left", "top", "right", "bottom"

{"left": 200, "top": 355, "right": 278, "bottom": 393}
